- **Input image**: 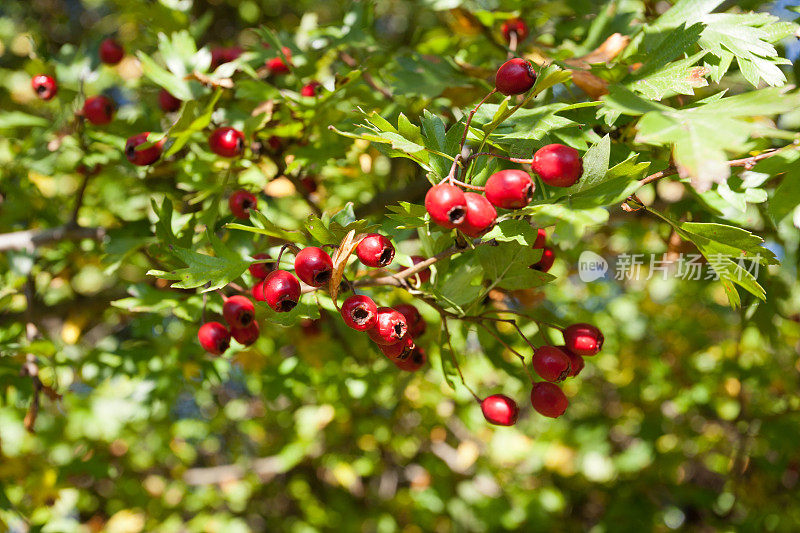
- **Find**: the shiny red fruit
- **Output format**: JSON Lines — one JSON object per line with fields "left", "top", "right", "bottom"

{"left": 158, "top": 89, "right": 181, "bottom": 112}
{"left": 531, "top": 346, "right": 571, "bottom": 382}
{"left": 461, "top": 192, "right": 497, "bottom": 237}
{"left": 83, "top": 96, "right": 115, "bottom": 125}
{"left": 261, "top": 270, "right": 301, "bottom": 312}
{"left": 210, "top": 46, "right": 242, "bottom": 70}
{"left": 425, "top": 183, "right": 467, "bottom": 229}
{"left": 209, "top": 127, "right": 245, "bottom": 158}
{"left": 533, "top": 228, "right": 546, "bottom": 249}
{"left": 249, "top": 253, "right": 273, "bottom": 279}
{"left": 367, "top": 307, "right": 408, "bottom": 346}
{"left": 560, "top": 346, "right": 585, "bottom": 377}
{"left": 251, "top": 280, "right": 265, "bottom": 301}
{"left": 532, "top": 144, "right": 583, "bottom": 187}
{"left": 379, "top": 335, "right": 415, "bottom": 360}
{"left": 223, "top": 295, "right": 256, "bottom": 329}
{"left": 125, "top": 132, "right": 164, "bottom": 166}
{"left": 563, "top": 323, "right": 604, "bottom": 356}
{"left": 481, "top": 394, "right": 519, "bottom": 426}
{"left": 485, "top": 169, "right": 533, "bottom": 209}
{"left": 495, "top": 58, "right": 536, "bottom": 96}
{"left": 408, "top": 256, "right": 431, "bottom": 283}
{"left": 530, "top": 382, "right": 568, "bottom": 418}
{"left": 198, "top": 322, "right": 231, "bottom": 355}
{"left": 394, "top": 303, "right": 426, "bottom": 338}
{"left": 266, "top": 47, "right": 292, "bottom": 74}
{"left": 340, "top": 294, "right": 378, "bottom": 331}
{"left": 99, "top": 38, "right": 124, "bottom": 65}
{"left": 231, "top": 322, "right": 259, "bottom": 346}
{"left": 357, "top": 234, "right": 395, "bottom": 268}
{"left": 294, "top": 247, "right": 333, "bottom": 287}
{"left": 31, "top": 75, "right": 57, "bottom": 100}
{"left": 394, "top": 346, "right": 426, "bottom": 372}
{"left": 501, "top": 18, "right": 529, "bottom": 42}
{"left": 301, "top": 81, "right": 321, "bottom": 97}
{"left": 532, "top": 247, "right": 555, "bottom": 273}
{"left": 229, "top": 190, "right": 257, "bottom": 219}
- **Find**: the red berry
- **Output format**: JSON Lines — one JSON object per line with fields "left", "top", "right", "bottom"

{"left": 231, "top": 321, "right": 259, "bottom": 346}
{"left": 158, "top": 89, "right": 182, "bottom": 112}
{"left": 532, "top": 247, "right": 555, "bottom": 273}
{"left": 530, "top": 382, "right": 568, "bottom": 418}
{"left": 559, "top": 346, "right": 585, "bottom": 378}
{"left": 209, "top": 127, "right": 245, "bottom": 158}
{"left": 425, "top": 183, "right": 467, "bottom": 228}
{"left": 495, "top": 58, "right": 536, "bottom": 96}
{"left": 563, "top": 323, "right": 604, "bottom": 356}
{"left": 481, "top": 394, "right": 519, "bottom": 426}
{"left": 125, "top": 132, "right": 164, "bottom": 166}
{"left": 251, "top": 280, "right": 265, "bottom": 301}
{"left": 531, "top": 345, "right": 571, "bottom": 382}
{"left": 356, "top": 234, "right": 395, "bottom": 268}
{"left": 407, "top": 256, "right": 431, "bottom": 283}
{"left": 266, "top": 47, "right": 292, "bottom": 74}
{"left": 82, "top": 95, "right": 115, "bottom": 125}
{"left": 300, "top": 318, "right": 322, "bottom": 336}
{"left": 223, "top": 295, "right": 256, "bottom": 329}
{"left": 249, "top": 253, "right": 273, "bottom": 279}
{"left": 31, "top": 74, "right": 57, "bottom": 100}
{"left": 229, "top": 190, "right": 257, "bottom": 219}
{"left": 198, "top": 322, "right": 231, "bottom": 355}
{"left": 294, "top": 247, "right": 333, "bottom": 287}
{"left": 501, "top": 18, "right": 529, "bottom": 43}
{"left": 210, "top": 46, "right": 242, "bottom": 70}
{"left": 340, "top": 295, "right": 378, "bottom": 331}
{"left": 379, "top": 335, "right": 415, "bottom": 360}
{"left": 394, "top": 346, "right": 426, "bottom": 372}
{"left": 99, "top": 38, "right": 124, "bottom": 65}
{"left": 533, "top": 228, "right": 546, "bottom": 249}
{"left": 394, "top": 303, "right": 426, "bottom": 338}
{"left": 301, "top": 81, "right": 321, "bottom": 97}
{"left": 485, "top": 170, "right": 533, "bottom": 209}
{"left": 461, "top": 192, "right": 497, "bottom": 238}
{"left": 261, "top": 270, "right": 301, "bottom": 312}
{"left": 531, "top": 144, "right": 583, "bottom": 187}
{"left": 367, "top": 307, "right": 408, "bottom": 346}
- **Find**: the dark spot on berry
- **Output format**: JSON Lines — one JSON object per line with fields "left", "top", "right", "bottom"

{"left": 352, "top": 307, "right": 371, "bottom": 324}
{"left": 240, "top": 312, "right": 253, "bottom": 326}
{"left": 313, "top": 269, "right": 331, "bottom": 284}
{"left": 596, "top": 333, "right": 605, "bottom": 350}
{"left": 393, "top": 322, "right": 407, "bottom": 338}
{"left": 235, "top": 137, "right": 244, "bottom": 153}
{"left": 378, "top": 247, "right": 394, "bottom": 266}
{"left": 278, "top": 299, "right": 297, "bottom": 312}
{"left": 36, "top": 85, "right": 46, "bottom": 94}
{"left": 125, "top": 144, "right": 136, "bottom": 160}
{"left": 448, "top": 206, "right": 466, "bottom": 225}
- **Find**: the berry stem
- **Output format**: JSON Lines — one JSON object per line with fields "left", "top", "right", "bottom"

{"left": 464, "top": 152, "right": 533, "bottom": 165}
{"left": 474, "top": 321, "right": 535, "bottom": 383}
{"left": 440, "top": 315, "right": 481, "bottom": 402}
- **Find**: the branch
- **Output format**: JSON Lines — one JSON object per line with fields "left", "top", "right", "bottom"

{"left": 339, "top": 52, "right": 393, "bottom": 101}
{"left": 0, "top": 224, "right": 106, "bottom": 252}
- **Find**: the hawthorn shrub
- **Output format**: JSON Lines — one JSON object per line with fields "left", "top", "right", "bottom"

{"left": 2, "top": 0, "right": 800, "bottom": 531}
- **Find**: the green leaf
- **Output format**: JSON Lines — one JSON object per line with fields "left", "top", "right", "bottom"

{"left": 226, "top": 210, "right": 305, "bottom": 243}
{"left": 768, "top": 166, "right": 800, "bottom": 223}
{"left": 137, "top": 51, "right": 193, "bottom": 100}
{"left": 0, "top": 111, "right": 49, "bottom": 129}
{"left": 481, "top": 219, "right": 540, "bottom": 246}
{"left": 386, "top": 202, "right": 428, "bottom": 229}
{"left": 476, "top": 242, "right": 552, "bottom": 291}
{"left": 257, "top": 300, "right": 321, "bottom": 327}
{"left": 150, "top": 244, "right": 250, "bottom": 293}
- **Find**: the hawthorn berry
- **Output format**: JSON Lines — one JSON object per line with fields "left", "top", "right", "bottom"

{"left": 379, "top": 335, "right": 415, "bottom": 360}
{"left": 99, "top": 38, "right": 124, "bottom": 65}
{"left": 125, "top": 132, "right": 164, "bottom": 166}
{"left": 198, "top": 322, "right": 231, "bottom": 355}
{"left": 82, "top": 95, "right": 115, "bottom": 125}
{"left": 294, "top": 247, "right": 334, "bottom": 287}
{"left": 530, "top": 381, "right": 568, "bottom": 418}
{"left": 533, "top": 228, "right": 546, "bottom": 249}
{"left": 231, "top": 322, "right": 259, "bottom": 346}
{"left": 300, "top": 318, "right": 322, "bottom": 336}
{"left": 31, "top": 74, "right": 57, "bottom": 100}
{"left": 210, "top": 46, "right": 242, "bottom": 70}
{"left": 481, "top": 394, "right": 519, "bottom": 426}
{"left": 367, "top": 307, "right": 408, "bottom": 346}
{"left": 260, "top": 270, "right": 301, "bottom": 312}
{"left": 495, "top": 58, "right": 536, "bottom": 96}
{"left": 395, "top": 346, "right": 426, "bottom": 372}
{"left": 563, "top": 323, "right": 604, "bottom": 356}
{"left": 425, "top": 183, "right": 467, "bottom": 228}
{"left": 394, "top": 303, "right": 426, "bottom": 338}
{"left": 531, "top": 345, "right": 571, "bottom": 382}
{"left": 408, "top": 256, "right": 431, "bottom": 283}
{"left": 501, "top": 18, "right": 529, "bottom": 43}
{"left": 532, "top": 246, "right": 555, "bottom": 273}
{"left": 266, "top": 47, "right": 292, "bottom": 74}
{"left": 461, "top": 192, "right": 497, "bottom": 238}
{"left": 209, "top": 127, "right": 245, "bottom": 158}
{"left": 223, "top": 295, "right": 256, "bottom": 329}
{"left": 158, "top": 89, "right": 182, "bottom": 112}
{"left": 229, "top": 190, "right": 257, "bottom": 219}
{"left": 531, "top": 144, "right": 583, "bottom": 187}
{"left": 560, "top": 346, "right": 585, "bottom": 378}
{"left": 301, "top": 81, "right": 321, "bottom": 97}
{"left": 251, "top": 280, "right": 265, "bottom": 301}
{"left": 485, "top": 169, "right": 533, "bottom": 209}
{"left": 340, "top": 294, "right": 378, "bottom": 331}
{"left": 249, "top": 253, "right": 273, "bottom": 279}
{"left": 356, "top": 234, "right": 395, "bottom": 268}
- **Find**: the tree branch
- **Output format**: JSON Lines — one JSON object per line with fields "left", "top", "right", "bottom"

{"left": 0, "top": 224, "right": 106, "bottom": 252}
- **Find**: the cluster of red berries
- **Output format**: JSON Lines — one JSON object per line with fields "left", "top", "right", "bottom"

{"left": 197, "top": 294, "right": 259, "bottom": 354}
{"left": 481, "top": 323, "right": 604, "bottom": 425}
